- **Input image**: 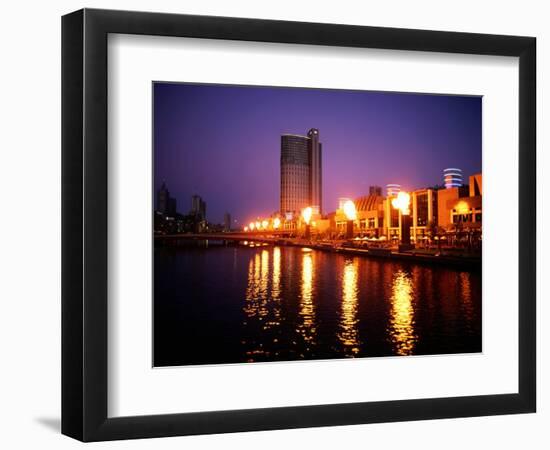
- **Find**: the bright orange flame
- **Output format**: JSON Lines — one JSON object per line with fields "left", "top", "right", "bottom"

{"left": 343, "top": 200, "right": 357, "bottom": 220}
{"left": 392, "top": 191, "right": 411, "bottom": 215}
{"left": 302, "top": 206, "right": 313, "bottom": 225}
{"left": 262, "top": 220, "right": 268, "bottom": 229}
{"left": 273, "top": 217, "right": 281, "bottom": 229}
{"left": 249, "top": 222, "right": 255, "bottom": 231}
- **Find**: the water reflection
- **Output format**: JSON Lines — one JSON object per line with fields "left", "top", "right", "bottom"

{"left": 389, "top": 270, "right": 416, "bottom": 355}
{"left": 167, "top": 243, "right": 483, "bottom": 366}
{"left": 459, "top": 271, "right": 474, "bottom": 333}
{"left": 339, "top": 258, "right": 360, "bottom": 356}
{"left": 272, "top": 247, "right": 281, "bottom": 300}
{"left": 298, "top": 250, "right": 317, "bottom": 352}
{"left": 243, "top": 249, "right": 280, "bottom": 360}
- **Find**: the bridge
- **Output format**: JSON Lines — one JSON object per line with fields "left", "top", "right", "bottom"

{"left": 154, "top": 231, "right": 292, "bottom": 244}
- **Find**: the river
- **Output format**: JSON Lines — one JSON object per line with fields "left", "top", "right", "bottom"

{"left": 154, "top": 241, "right": 481, "bottom": 366}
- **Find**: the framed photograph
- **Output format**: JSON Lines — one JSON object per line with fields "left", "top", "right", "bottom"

{"left": 62, "top": 8, "right": 536, "bottom": 441}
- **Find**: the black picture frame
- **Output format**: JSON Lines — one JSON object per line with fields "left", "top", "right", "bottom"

{"left": 62, "top": 8, "right": 536, "bottom": 442}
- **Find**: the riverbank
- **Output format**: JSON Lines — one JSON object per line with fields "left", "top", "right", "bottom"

{"left": 155, "top": 233, "right": 481, "bottom": 269}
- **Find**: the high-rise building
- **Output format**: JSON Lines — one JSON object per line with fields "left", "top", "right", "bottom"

{"left": 157, "top": 182, "right": 170, "bottom": 214}
{"left": 369, "top": 185, "right": 382, "bottom": 196}
{"left": 443, "top": 168, "right": 463, "bottom": 189}
{"left": 157, "top": 181, "right": 177, "bottom": 216}
{"left": 280, "top": 128, "right": 323, "bottom": 216}
{"left": 190, "top": 194, "right": 206, "bottom": 220}
{"left": 308, "top": 128, "right": 322, "bottom": 214}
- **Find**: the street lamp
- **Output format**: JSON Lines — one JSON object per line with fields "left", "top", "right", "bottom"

{"left": 391, "top": 191, "right": 413, "bottom": 250}
{"left": 261, "top": 219, "right": 268, "bottom": 230}
{"left": 249, "top": 222, "right": 255, "bottom": 231}
{"left": 343, "top": 200, "right": 357, "bottom": 239}
{"left": 302, "top": 206, "right": 313, "bottom": 239}
{"left": 273, "top": 217, "right": 281, "bottom": 230}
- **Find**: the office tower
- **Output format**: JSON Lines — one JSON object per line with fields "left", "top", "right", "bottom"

{"left": 280, "top": 128, "right": 323, "bottom": 216}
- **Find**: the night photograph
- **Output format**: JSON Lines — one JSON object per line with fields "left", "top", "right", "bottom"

{"left": 152, "top": 82, "right": 482, "bottom": 367}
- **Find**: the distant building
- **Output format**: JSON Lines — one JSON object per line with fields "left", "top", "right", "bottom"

{"left": 223, "top": 212, "right": 231, "bottom": 232}
{"left": 280, "top": 128, "right": 323, "bottom": 216}
{"left": 443, "top": 168, "right": 463, "bottom": 189}
{"left": 157, "top": 182, "right": 177, "bottom": 216}
{"left": 190, "top": 194, "right": 206, "bottom": 221}
{"left": 369, "top": 185, "right": 382, "bottom": 196}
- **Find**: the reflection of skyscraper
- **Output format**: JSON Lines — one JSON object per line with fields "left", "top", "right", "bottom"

{"left": 190, "top": 194, "right": 206, "bottom": 220}
{"left": 280, "top": 128, "right": 322, "bottom": 216}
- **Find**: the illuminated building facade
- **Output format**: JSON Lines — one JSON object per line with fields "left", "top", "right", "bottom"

{"left": 257, "top": 162, "right": 481, "bottom": 246}
{"left": 280, "top": 129, "right": 323, "bottom": 217}
{"left": 438, "top": 173, "right": 482, "bottom": 229}
{"left": 325, "top": 173, "right": 480, "bottom": 242}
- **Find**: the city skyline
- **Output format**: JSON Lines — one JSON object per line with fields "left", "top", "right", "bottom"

{"left": 154, "top": 83, "right": 481, "bottom": 225}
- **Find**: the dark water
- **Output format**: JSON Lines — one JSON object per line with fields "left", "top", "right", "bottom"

{"left": 154, "top": 241, "right": 481, "bottom": 367}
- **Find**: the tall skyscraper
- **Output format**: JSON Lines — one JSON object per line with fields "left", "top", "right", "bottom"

{"left": 280, "top": 128, "right": 323, "bottom": 216}
{"left": 308, "top": 128, "right": 322, "bottom": 214}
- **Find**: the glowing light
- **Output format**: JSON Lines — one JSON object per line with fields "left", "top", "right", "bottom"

{"left": 244, "top": 226, "right": 249, "bottom": 232}
{"left": 273, "top": 217, "right": 281, "bottom": 229}
{"left": 456, "top": 201, "right": 469, "bottom": 215}
{"left": 391, "top": 191, "right": 411, "bottom": 215}
{"left": 343, "top": 200, "right": 357, "bottom": 221}
{"left": 262, "top": 220, "right": 269, "bottom": 229}
{"left": 302, "top": 206, "right": 313, "bottom": 225}
{"left": 249, "top": 222, "right": 255, "bottom": 231}
{"left": 255, "top": 221, "right": 261, "bottom": 230}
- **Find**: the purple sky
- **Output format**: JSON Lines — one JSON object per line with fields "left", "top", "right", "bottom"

{"left": 154, "top": 83, "right": 481, "bottom": 226}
